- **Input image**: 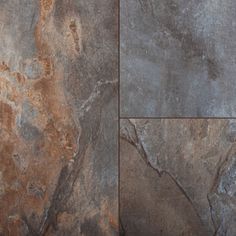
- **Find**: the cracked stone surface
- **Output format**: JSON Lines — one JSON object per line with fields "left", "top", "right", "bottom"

{"left": 0, "top": 0, "right": 118, "bottom": 235}
{"left": 120, "top": 0, "right": 236, "bottom": 117}
{"left": 120, "top": 119, "right": 236, "bottom": 236}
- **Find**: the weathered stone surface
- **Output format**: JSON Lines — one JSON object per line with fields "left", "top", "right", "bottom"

{"left": 0, "top": 0, "right": 118, "bottom": 235}
{"left": 120, "top": 119, "right": 236, "bottom": 235}
{"left": 120, "top": 0, "right": 236, "bottom": 117}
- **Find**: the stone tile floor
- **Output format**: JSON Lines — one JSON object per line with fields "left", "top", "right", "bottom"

{"left": 0, "top": 0, "right": 236, "bottom": 235}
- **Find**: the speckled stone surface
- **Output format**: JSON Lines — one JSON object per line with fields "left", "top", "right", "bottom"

{"left": 0, "top": 0, "right": 118, "bottom": 235}
{"left": 120, "top": 0, "right": 236, "bottom": 117}
{"left": 120, "top": 119, "right": 236, "bottom": 236}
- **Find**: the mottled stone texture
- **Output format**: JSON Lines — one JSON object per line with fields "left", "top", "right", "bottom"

{"left": 120, "top": 119, "right": 236, "bottom": 236}
{"left": 0, "top": 0, "right": 118, "bottom": 235}
{"left": 120, "top": 0, "right": 236, "bottom": 117}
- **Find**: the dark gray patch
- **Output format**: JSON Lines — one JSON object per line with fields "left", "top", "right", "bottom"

{"left": 226, "top": 122, "right": 236, "bottom": 143}
{"left": 22, "top": 101, "right": 38, "bottom": 120}
{"left": 19, "top": 122, "right": 42, "bottom": 141}
{"left": 218, "top": 156, "right": 236, "bottom": 197}
{"left": 81, "top": 217, "right": 103, "bottom": 236}
{"left": 207, "top": 58, "right": 220, "bottom": 81}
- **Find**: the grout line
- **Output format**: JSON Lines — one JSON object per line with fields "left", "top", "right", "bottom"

{"left": 118, "top": 0, "right": 121, "bottom": 235}
{"left": 120, "top": 117, "right": 236, "bottom": 120}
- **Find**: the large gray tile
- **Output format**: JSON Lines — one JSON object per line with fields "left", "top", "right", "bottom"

{"left": 120, "top": 119, "right": 236, "bottom": 235}
{"left": 120, "top": 0, "right": 236, "bottom": 117}
{"left": 0, "top": 0, "right": 118, "bottom": 235}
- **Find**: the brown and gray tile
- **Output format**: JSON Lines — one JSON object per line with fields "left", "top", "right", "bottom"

{"left": 120, "top": 119, "right": 236, "bottom": 235}
{"left": 0, "top": 0, "right": 118, "bottom": 235}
